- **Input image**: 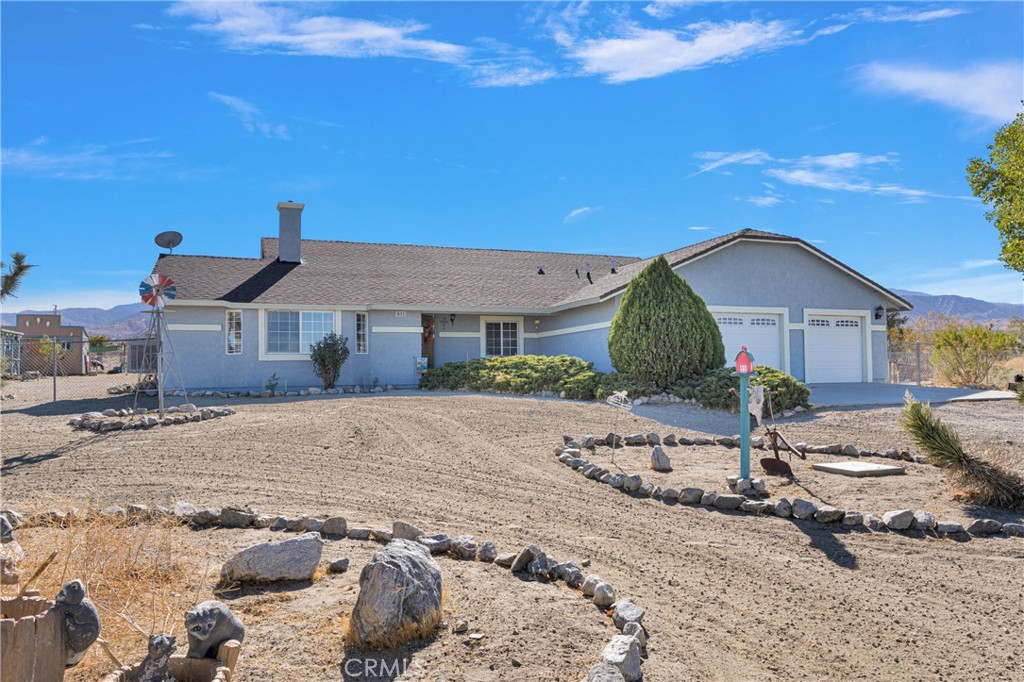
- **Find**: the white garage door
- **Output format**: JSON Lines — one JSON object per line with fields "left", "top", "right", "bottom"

{"left": 805, "top": 316, "right": 863, "bottom": 383}
{"left": 714, "top": 314, "right": 782, "bottom": 370}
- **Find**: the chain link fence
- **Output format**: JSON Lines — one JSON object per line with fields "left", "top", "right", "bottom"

{"left": 0, "top": 337, "right": 167, "bottom": 410}
{"left": 887, "top": 339, "right": 936, "bottom": 385}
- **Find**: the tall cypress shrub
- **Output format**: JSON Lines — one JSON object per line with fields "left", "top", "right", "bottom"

{"left": 607, "top": 256, "right": 725, "bottom": 386}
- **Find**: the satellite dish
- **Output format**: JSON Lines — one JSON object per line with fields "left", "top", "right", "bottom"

{"left": 155, "top": 231, "right": 183, "bottom": 253}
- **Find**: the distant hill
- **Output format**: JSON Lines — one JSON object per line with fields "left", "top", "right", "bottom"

{"left": 1, "top": 303, "right": 151, "bottom": 339}
{"left": 894, "top": 289, "right": 1022, "bottom": 328}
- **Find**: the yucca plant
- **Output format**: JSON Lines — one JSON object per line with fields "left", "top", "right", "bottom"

{"left": 901, "top": 392, "right": 1024, "bottom": 510}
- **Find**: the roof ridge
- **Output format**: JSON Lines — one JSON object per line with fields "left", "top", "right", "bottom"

{"left": 258, "top": 236, "right": 640, "bottom": 261}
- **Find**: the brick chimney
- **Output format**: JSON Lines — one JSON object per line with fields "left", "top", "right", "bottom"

{"left": 277, "top": 201, "right": 304, "bottom": 263}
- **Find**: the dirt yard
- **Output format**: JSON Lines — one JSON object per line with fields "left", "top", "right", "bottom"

{"left": 2, "top": 394, "right": 1023, "bottom": 681}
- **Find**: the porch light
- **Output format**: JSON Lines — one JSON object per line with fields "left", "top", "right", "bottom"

{"left": 874, "top": 305, "right": 885, "bottom": 321}
{"left": 533, "top": 319, "right": 541, "bottom": 331}
{"left": 450, "top": 314, "right": 456, "bottom": 325}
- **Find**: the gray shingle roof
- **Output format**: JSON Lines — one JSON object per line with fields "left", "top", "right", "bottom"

{"left": 153, "top": 229, "right": 910, "bottom": 311}
{"left": 155, "top": 240, "right": 641, "bottom": 310}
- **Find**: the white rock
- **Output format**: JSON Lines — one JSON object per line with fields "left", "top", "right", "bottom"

{"left": 593, "top": 582, "right": 616, "bottom": 607}
{"left": 582, "top": 574, "right": 603, "bottom": 597}
{"left": 601, "top": 635, "right": 643, "bottom": 682}
{"left": 912, "top": 510, "right": 936, "bottom": 531}
{"left": 882, "top": 510, "right": 914, "bottom": 530}
{"left": 220, "top": 532, "right": 323, "bottom": 583}
{"left": 649, "top": 445, "right": 672, "bottom": 472}
{"left": 791, "top": 499, "right": 817, "bottom": 520}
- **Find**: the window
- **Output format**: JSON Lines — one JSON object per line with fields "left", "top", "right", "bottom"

{"left": 485, "top": 321, "right": 518, "bottom": 356}
{"left": 750, "top": 317, "right": 778, "bottom": 327}
{"left": 716, "top": 317, "right": 743, "bottom": 326}
{"left": 355, "top": 313, "right": 368, "bottom": 354}
{"left": 226, "top": 310, "right": 243, "bottom": 355}
{"left": 300, "top": 312, "right": 333, "bottom": 352}
{"left": 808, "top": 319, "right": 830, "bottom": 327}
{"left": 267, "top": 311, "right": 300, "bottom": 353}
{"left": 58, "top": 340, "right": 73, "bottom": 352}
{"left": 836, "top": 319, "right": 859, "bottom": 328}
{"left": 266, "top": 311, "right": 334, "bottom": 354}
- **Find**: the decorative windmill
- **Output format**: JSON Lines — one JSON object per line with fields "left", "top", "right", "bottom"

{"left": 137, "top": 232, "right": 183, "bottom": 417}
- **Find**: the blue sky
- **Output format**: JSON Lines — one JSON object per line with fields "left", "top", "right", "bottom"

{"left": 2, "top": 1, "right": 1023, "bottom": 312}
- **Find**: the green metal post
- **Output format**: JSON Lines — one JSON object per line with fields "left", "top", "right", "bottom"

{"left": 739, "top": 374, "right": 750, "bottom": 478}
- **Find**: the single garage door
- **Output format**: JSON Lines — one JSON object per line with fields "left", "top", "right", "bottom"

{"left": 804, "top": 316, "right": 864, "bottom": 383}
{"left": 714, "top": 314, "right": 782, "bottom": 370}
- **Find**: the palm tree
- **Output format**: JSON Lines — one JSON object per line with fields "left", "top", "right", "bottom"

{"left": 1, "top": 252, "right": 35, "bottom": 301}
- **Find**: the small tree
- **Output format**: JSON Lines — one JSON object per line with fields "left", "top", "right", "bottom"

{"left": 38, "top": 335, "right": 67, "bottom": 376}
{"left": 931, "top": 321, "right": 1017, "bottom": 387}
{"left": 310, "top": 333, "right": 350, "bottom": 389}
{"left": 608, "top": 256, "right": 725, "bottom": 386}
{"left": 967, "top": 107, "right": 1024, "bottom": 274}
{"left": 90, "top": 334, "right": 109, "bottom": 348}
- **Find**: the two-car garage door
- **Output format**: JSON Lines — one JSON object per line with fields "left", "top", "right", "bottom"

{"left": 715, "top": 314, "right": 782, "bottom": 371}
{"left": 715, "top": 312, "right": 866, "bottom": 382}
{"left": 804, "top": 316, "right": 864, "bottom": 383}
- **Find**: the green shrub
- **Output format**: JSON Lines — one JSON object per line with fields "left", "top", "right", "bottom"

{"left": 692, "top": 365, "right": 810, "bottom": 413}
{"left": 419, "top": 355, "right": 602, "bottom": 399}
{"left": 593, "top": 372, "right": 662, "bottom": 401}
{"left": 310, "top": 333, "right": 350, "bottom": 390}
{"left": 932, "top": 322, "right": 1018, "bottom": 387}
{"left": 607, "top": 256, "right": 725, "bottom": 387}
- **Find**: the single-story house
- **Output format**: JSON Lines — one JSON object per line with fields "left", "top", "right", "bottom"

{"left": 0, "top": 313, "right": 90, "bottom": 376}
{"left": 153, "top": 202, "right": 911, "bottom": 392}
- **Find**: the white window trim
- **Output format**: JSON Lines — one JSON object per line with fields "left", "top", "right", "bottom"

{"left": 257, "top": 308, "right": 339, "bottom": 362}
{"left": 225, "top": 310, "right": 243, "bottom": 356}
{"left": 706, "top": 306, "right": 791, "bottom": 375}
{"left": 802, "top": 308, "right": 872, "bottom": 382}
{"left": 480, "top": 316, "right": 524, "bottom": 357}
{"left": 355, "top": 312, "right": 369, "bottom": 354}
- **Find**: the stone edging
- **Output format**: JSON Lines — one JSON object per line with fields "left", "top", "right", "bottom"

{"left": 556, "top": 436, "right": 1024, "bottom": 541}
{"left": 67, "top": 404, "right": 237, "bottom": 432}
{"left": 0, "top": 504, "right": 649, "bottom": 681}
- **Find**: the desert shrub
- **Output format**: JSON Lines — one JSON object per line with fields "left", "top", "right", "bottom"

{"left": 607, "top": 256, "right": 724, "bottom": 386}
{"left": 931, "top": 322, "right": 1018, "bottom": 387}
{"left": 310, "top": 333, "right": 350, "bottom": 390}
{"left": 901, "top": 393, "right": 1024, "bottom": 510}
{"left": 691, "top": 365, "right": 810, "bottom": 413}
{"left": 419, "top": 355, "right": 601, "bottom": 399}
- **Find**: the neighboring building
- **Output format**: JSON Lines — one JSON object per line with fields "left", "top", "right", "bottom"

{"left": 152, "top": 202, "right": 911, "bottom": 392}
{"left": 0, "top": 313, "right": 90, "bottom": 376}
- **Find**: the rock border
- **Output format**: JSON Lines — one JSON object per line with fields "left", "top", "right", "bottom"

{"left": 555, "top": 437, "right": 1023, "bottom": 542}
{"left": 67, "top": 404, "right": 237, "bottom": 432}
{"left": 170, "top": 385, "right": 396, "bottom": 399}
{"left": 1, "top": 504, "right": 651, "bottom": 681}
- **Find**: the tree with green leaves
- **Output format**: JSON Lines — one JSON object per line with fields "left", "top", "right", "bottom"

{"left": 608, "top": 256, "right": 725, "bottom": 386}
{"left": 967, "top": 108, "right": 1024, "bottom": 274}
{"left": 310, "top": 332, "right": 350, "bottom": 389}
{"left": 1, "top": 252, "right": 35, "bottom": 301}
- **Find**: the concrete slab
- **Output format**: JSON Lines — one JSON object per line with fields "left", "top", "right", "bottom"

{"left": 807, "top": 383, "right": 1016, "bottom": 408}
{"left": 811, "top": 461, "right": 906, "bottom": 477}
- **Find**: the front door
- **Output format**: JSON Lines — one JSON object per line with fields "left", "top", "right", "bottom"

{"left": 421, "top": 314, "right": 435, "bottom": 369}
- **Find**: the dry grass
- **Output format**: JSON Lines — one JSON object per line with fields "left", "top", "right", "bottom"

{"left": 5, "top": 509, "right": 214, "bottom": 679}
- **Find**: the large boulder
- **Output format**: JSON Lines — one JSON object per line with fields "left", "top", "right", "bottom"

{"left": 601, "top": 635, "right": 643, "bottom": 681}
{"left": 348, "top": 539, "right": 444, "bottom": 650}
{"left": 220, "top": 532, "right": 323, "bottom": 583}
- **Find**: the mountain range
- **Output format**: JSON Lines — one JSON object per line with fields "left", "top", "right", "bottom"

{"left": 2, "top": 289, "right": 1020, "bottom": 339}
{"left": 1, "top": 303, "right": 152, "bottom": 339}
{"left": 893, "top": 290, "right": 1022, "bottom": 327}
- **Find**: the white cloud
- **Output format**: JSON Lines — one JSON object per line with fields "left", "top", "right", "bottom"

{"left": 570, "top": 20, "right": 802, "bottom": 83}
{"left": 847, "top": 6, "right": 970, "bottom": 23}
{"left": 809, "top": 239, "right": 827, "bottom": 244}
{"left": 746, "top": 195, "right": 782, "bottom": 207}
{"left": 1, "top": 137, "right": 172, "bottom": 180}
{"left": 859, "top": 62, "right": 1024, "bottom": 123}
{"left": 170, "top": 2, "right": 467, "bottom": 62}
{"left": 471, "top": 64, "right": 557, "bottom": 87}
{"left": 642, "top": 1, "right": 698, "bottom": 20}
{"left": 691, "top": 149, "right": 773, "bottom": 176}
{"left": 208, "top": 92, "right": 290, "bottom": 139}
{"left": 688, "top": 225, "right": 711, "bottom": 231}
{"left": 564, "top": 206, "right": 595, "bottom": 223}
